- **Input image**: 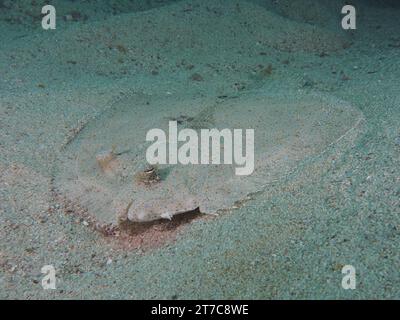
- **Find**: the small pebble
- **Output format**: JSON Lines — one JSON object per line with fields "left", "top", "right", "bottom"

{"left": 190, "top": 73, "right": 204, "bottom": 81}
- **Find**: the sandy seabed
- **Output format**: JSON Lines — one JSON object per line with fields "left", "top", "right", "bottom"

{"left": 0, "top": 0, "right": 399, "bottom": 299}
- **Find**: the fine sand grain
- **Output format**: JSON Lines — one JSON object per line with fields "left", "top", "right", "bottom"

{"left": 0, "top": 0, "right": 399, "bottom": 299}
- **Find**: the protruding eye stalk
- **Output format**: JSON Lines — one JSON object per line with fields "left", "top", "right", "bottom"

{"left": 134, "top": 165, "right": 161, "bottom": 187}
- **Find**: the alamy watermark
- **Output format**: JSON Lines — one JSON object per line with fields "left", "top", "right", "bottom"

{"left": 41, "top": 265, "right": 56, "bottom": 290}
{"left": 341, "top": 5, "right": 356, "bottom": 30}
{"left": 41, "top": 5, "right": 56, "bottom": 30}
{"left": 341, "top": 265, "right": 356, "bottom": 290}
{"left": 146, "top": 121, "right": 255, "bottom": 176}
{"left": 40, "top": 4, "right": 357, "bottom": 31}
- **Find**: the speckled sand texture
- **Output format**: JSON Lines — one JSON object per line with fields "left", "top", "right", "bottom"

{"left": 0, "top": 0, "right": 399, "bottom": 299}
